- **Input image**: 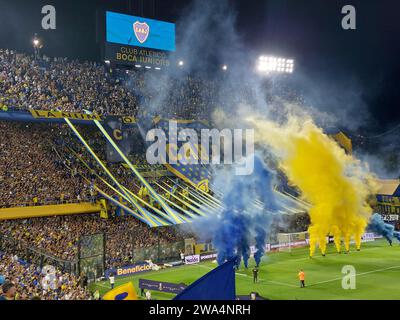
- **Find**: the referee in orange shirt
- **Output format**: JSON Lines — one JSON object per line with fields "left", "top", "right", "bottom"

{"left": 298, "top": 269, "right": 305, "bottom": 288}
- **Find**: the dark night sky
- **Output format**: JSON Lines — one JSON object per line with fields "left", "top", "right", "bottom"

{"left": 0, "top": 0, "right": 399, "bottom": 134}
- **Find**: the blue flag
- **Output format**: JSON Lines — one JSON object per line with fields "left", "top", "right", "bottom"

{"left": 156, "top": 119, "right": 212, "bottom": 188}
{"left": 173, "top": 259, "right": 236, "bottom": 300}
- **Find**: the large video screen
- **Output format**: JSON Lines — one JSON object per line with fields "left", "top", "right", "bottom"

{"left": 106, "top": 11, "right": 176, "bottom": 52}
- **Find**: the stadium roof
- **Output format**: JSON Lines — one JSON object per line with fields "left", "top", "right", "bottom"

{"left": 375, "top": 179, "right": 400, "bottom": 196}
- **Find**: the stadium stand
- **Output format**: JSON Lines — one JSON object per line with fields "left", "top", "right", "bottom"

{"left": 0, "top": 49, "right": 139, "bottom": 115}
{"left": 0, "top": 121, "right": 90, "bottom": 208}
{"left": 0, "top": 252, "right": 91, "bottom": 300}
{"left": 0, "top": 215, "right": 188, "bottom": 269}
{"left": 0, "top": 47, "right": 311, "bottom": 300}
{"left": 0, "top": 48, "right": 215, "bottom": 119}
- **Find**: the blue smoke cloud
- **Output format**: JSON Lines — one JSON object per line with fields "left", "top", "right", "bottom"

{"left": 199, "top": 154, "right": 281, "bottom": 267}
{"left": 368, "top": 213, "right": 400, "bottom": 245}
{"left": 254, "top": 226, "right": 267, "bottom": 266}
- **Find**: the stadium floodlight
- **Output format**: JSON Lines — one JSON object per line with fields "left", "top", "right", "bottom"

{"left": 257, "top": 55, "right": 295, "bottom": 74}
{"left": 145, "top": 66, "right": 151, "bottom": 69}
{"left": 155, "top": 67, "right": 161, "bottom": 70}
{"left": 178, "top": 60, "right": 184, "bottom": 67}
{"left": 222, "top": 64, "right": 228, "bottom": 71}
{"left": 135, "top": 65, "right": 142, "bottom": 68}
{"left": 32, "top": 34, "right": 42, "bottom": 61}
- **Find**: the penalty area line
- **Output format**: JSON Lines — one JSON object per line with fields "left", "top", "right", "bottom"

{"left": 308, "top": 265, "right": 400, "bottom": 287}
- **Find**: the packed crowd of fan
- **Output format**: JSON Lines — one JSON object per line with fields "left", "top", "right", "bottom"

{"left": 0, "top": 253, "right": 91, "bottom": 300}
{"left": 0, "top": 46, "right": 311, "bottom": 122}
{"left": 0, "top": 121, "right": 91, "bottom": 208}
{"left": 0, "top": 121, "right": 162, "bottom": 208}
{"left": 0, "top": 48, "right": 217, "bottom": 119}
{"left": 0, "top": 49, "right": 140, "bottom": 115}
{"left": 0, "top": 47, "right": 315, "bottom": 301}
{"left": 0, "top": 214, "right": 187, "bottom": 269}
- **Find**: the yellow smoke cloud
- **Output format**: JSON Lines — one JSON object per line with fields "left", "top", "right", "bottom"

{"left": 247, "top": 115, "right": 377, "bottom": 256}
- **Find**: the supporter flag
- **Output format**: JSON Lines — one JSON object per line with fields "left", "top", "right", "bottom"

{"left": 155, "top": 119, "right": 212, "bottom": 191}
{"left": 99, "top": 198, "right": 109, "bottom": 219}
{"left": 173, "top": 259, "right": 236, "bottom": 300}
{"left": 102, "top": 282, "right": 138, "bottom": 300}
{"left": 104, "top": 116, "right": 145, "bottom": 162}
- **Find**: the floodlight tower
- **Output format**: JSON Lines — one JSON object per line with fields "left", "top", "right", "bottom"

{"left": 32, "top": 34, "right": 42, "bottom": 61}
{"left": 257, "top": 55, "right": 295, "bottom": 75}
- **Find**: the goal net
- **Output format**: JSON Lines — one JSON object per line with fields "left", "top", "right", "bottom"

{"left": 277, "top": 231, "right": 309, "bottom": 253}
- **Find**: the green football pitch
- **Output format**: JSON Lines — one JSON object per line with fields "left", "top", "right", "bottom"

{"left": 91, "top": 239, "right": 400, "bottom": 300}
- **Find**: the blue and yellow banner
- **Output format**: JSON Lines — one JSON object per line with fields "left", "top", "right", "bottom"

{"left": 156, "top": 119, "right": 212, "bottom": 190}
{"left": 30, "top": 109, "right": 102, "bottom": 121}
{"left": 103, "top": 116, "right": 143, "bottom": 163}
{"left": 103, "top": 282, "right": 138, "bottom": 301}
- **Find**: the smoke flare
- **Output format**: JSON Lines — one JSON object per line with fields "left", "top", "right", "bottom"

{"left": 247, "top": 115, "right": 377, "bottom": 256}
{"left": 368, "top": 213, "right": 400, "bottom": 245}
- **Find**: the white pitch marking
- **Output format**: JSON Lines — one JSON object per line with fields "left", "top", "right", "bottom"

{"left": 309, "top": 265, "right": 400, "bottom": 287}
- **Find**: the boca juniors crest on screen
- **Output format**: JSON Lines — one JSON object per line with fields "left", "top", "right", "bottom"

{"left": 133, "top": 21, "right": 150, "bottom": 44}
{"left": 106, "top": 11, "right": 175, "bottom": 51}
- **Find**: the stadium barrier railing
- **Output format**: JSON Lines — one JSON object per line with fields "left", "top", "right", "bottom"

{"left": 0, "top": 233, "right": 79, "bottom": 275}
{"left": 131, "top": 241, "right": 185, "bottom": 265}
{"left": 0, "top": 230, "right": 186, "bottom": 278}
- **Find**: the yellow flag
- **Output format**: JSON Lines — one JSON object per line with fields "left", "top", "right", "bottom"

{"left": 102, "top": 282, "right": 138, "bottom": 300}
{"left": 99, "top": 199, "right": 108, "bottom": 219}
